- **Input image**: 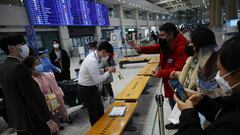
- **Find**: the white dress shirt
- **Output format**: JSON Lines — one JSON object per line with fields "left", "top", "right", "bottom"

{"left": 78, "top": 51, "right": 109, "bottom": 86}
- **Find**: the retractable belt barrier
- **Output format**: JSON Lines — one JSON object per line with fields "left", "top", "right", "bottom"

{"left": 118, "top": 57, "right": 151, "bottom": 69}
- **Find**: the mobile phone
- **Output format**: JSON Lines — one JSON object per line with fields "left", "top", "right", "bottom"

{"left": 168, "top": 79, "right": 188, "bottom": 101}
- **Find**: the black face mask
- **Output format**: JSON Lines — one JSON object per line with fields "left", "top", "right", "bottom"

{"left": 158, "top": 38, "right": 168, "bottom": 45}
{"left": 159, "top": 38, "right": 169, "bottom": 55}
{"left": 185, "top": 44, "right": 194, "bottom": 56}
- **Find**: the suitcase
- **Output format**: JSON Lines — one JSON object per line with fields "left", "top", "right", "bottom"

{"left": 58, "top": 80, "right": 83, "bottom": 107}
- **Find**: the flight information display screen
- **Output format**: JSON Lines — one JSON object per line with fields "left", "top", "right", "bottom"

{"left": 26, "top": 0, "right": 108, "bottom": 26}
{"left": 95, "top": 3, "right": 110, "bottom": 26}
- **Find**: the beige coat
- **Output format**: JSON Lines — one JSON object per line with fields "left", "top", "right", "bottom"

{"left": 175, "top": 49, "right": 226, "bottom": 98}
{"left": 175, "top": 57, "right": 198, "bottom": 90}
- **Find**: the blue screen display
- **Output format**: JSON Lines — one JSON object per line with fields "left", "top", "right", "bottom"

{"left": 26, "top": 0, "right": 109, "bottom": 26}
{"left": 95, "top": 3, "right": 110, "bottom": 26}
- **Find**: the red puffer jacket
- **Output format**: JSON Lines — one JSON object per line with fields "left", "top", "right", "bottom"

{"left": 139, "top": 32, "right": 188, "bottom": 99}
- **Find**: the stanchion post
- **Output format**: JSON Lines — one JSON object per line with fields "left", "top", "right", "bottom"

{"left": 155, "top": 94, "right": 165, "bottom": 135}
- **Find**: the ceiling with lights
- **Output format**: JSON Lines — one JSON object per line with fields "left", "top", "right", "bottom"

{"left": 98, "top": 0, "right": 169, "bottom": 14}
{"left": 98, "top": 0, "right": 210, "bottom": 14}
{"left": 153, "top": 0, "right": 209, "bottom": 12}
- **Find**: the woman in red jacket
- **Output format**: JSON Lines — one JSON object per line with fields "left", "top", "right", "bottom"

{"left": 129, "top": 22, "right": 188, "bottom": 129}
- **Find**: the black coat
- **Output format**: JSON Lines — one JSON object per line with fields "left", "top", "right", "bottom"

{"left": 49, "top": 49, "right": 71, "bottom": 81}
{"left": 0, "top": 57, "right": 51, "bottom": 131}
{"left": 175, "top": 94, "right": 240, "bottom": 135}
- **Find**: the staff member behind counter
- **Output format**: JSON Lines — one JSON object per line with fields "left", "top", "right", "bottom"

{"left": 78, "top": 41, "right": 116, "bottom": 126}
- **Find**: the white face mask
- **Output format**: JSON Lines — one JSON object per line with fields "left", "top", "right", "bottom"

{"left": 215, "top": 71, "right": 240, "bottom": 93}
{"left": 53, "top": 43, "right": 60, "bottom": 49}
{"left": 101, "top": 56, "right": 109, "bottom": 62}
{"left": 19, "top": 44, "right": 29, "bottom": 59}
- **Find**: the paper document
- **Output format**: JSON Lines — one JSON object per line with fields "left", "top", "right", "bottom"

{"left": 109, "top": 106, "right": 127, "bottom": 117}
{"left": 168, "top": 104, "right": 181, "bottom": 124}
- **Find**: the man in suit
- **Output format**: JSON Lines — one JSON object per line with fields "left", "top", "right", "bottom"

{"left": 0, "top": 35, "right": 59, "bottom": 135}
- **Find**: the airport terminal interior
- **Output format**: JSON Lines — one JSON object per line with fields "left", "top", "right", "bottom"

{"left": 0, "top": 0, "right": 240, "bottom": 135}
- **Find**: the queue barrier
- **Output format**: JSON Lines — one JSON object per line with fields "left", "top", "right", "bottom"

{"left": 115, "top": 76, "right": 150, "bottom": 101}
{"left": 118, "top": 57, "right": 151, "bottom": 69}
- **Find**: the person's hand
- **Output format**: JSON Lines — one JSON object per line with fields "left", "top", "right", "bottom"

{"left": 46, "top": 120, "right": 59, "bottom": 134}
{"left": 151, "top": 70, "right": 158, "bottom": 77}
{"left": 174, "top": 94, "right": 194, "bottom": 111}
{"left": 185, "top": 89, "right": 203, "bottom": 106}
{"left": 55, "top": 58, "right": 60, "bottom": 62}
{"left": 56, "top": 67, "right": 61, "bottom": 73}
{"left": 107, "top": 67, "right": 116, "bottom": 73}
{"left": 170, "top": 71, "right": 176, "bottom": 78}
{"left": 112, "top": 67, "right": 116, "bottom": 73}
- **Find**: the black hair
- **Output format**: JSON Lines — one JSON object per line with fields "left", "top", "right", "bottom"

{"left": 0, "top": 34, "right": 25, "bottom": 55}
{"left": 51, "top": 40, "right": 62, "bottom": 50}
{"left": 38, "top": 47, "right": 46, "bottom": 51}
{"left": 159, "top": 23, "right": 179, "bottom": 37}
{"left": 23, "top": 55, "right": 40, "bottom": 69}
{"left": 190, "top": 27, "right": 216, "bottom": 51}
{"left": 29, "top": 47, "right": 38, "bottom": 56}
{"left": 52, "top": 40, "right": 60, "bottom": 44}
{"left": 38, "top": 47, "right": 47, "bottom": 56}
{"left": 88, "top": 41, "right": 97, "bottom": 49}
{"left": 219, "top": 34, "right": 240, "bottom": 72}
{"left": 97, "top": 41, "right": 113, "bottom": 53}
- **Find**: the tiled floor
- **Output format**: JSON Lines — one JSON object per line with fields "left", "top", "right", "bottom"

{"left": 0, "top": 29, "right": 236, "bottom": 135}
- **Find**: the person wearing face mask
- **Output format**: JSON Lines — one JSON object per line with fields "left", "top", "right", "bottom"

{"left": 169, "top": 27, "right": 226, "bottom": 129}
{"left": 171, "top": 27, "right": 225, "bottom": 97}
{"left": 99, "top": 52, "right": 116, "bottom": 103}
{"left": 49, "top": 40, "right": 71, "bottom": 82}
{"left": 38, "top": 47, "right": 61, "bottom": 73}
{"left": 129, "top": 22, "right": 188, "bottom": 129}
{"left": 78, "top": 41, "right": 116, "bottom": 126}
{"left": 174, "top": 35, "right": 240, "bottom": 135}
{"left": 0, "top": 35, "right": 59, "bottom": 135}
{"left": 23, "top": 56, "right": 68, "bottom": 128}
